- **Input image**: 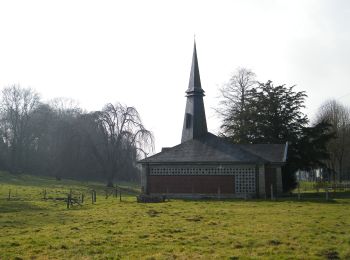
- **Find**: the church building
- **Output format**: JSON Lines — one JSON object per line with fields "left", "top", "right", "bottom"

{"left": 138, "top": 43, "right": 287, "bottom": 198}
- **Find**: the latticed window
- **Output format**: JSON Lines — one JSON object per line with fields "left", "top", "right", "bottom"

{"left": 235, "top": 168, "right": 256, "bottom": 194}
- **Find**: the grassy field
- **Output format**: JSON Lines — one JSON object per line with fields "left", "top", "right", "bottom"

{"left": 1, "top": 172, "right": 350, "bottom": 259}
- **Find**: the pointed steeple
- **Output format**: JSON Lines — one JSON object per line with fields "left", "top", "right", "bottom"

{"left": 186, "top": 41, "right": 204, "bottom": 95}
{"left": 181, "top": 42, "right": 208, "bottom": 143}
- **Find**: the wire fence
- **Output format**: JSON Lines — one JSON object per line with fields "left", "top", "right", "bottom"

{"left": 298, "top": 181, "right": 350, "bottom": 192}
{"left": 1, "top": 181, "right": 350, "bottom": 204}
{"left": 0, "top": 184, "right": 140, "bottom": 208}
{"left": 291, "top": 181, "right": 350, "bottom": 201}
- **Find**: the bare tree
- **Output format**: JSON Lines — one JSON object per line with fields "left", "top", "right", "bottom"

{"left": 217, "top": 67, "right": 257, "bottom": 143}
{"left": 316, "top": 99, "right": 350, "bottom": 181}
{"left": 84, "top": 103, "right": 154, "bottom": 186}
{"left": 0, "top": 85, "right": 40, "bottom": 173}
{"left": 48, "top": 97, "right": 82, "bottom": 117}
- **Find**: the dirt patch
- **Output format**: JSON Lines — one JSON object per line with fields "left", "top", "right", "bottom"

{"left": 318, "top": 249, "right": 340, "bottom": 260}
{"left": 146, "top": 209, "right": 161, "bottom": 217}
{"left": 268, "top": 239, "right": 282, "bottom": 246}
{"left": 186, "top": 215, "right": 203, "bottom": 222}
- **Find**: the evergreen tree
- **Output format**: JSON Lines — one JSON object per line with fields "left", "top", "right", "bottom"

{"left": 247, "top": 81, "right": 308, "bottom": 144}
{"left": 283, "top": 121, "right": 335, "bottom": 190}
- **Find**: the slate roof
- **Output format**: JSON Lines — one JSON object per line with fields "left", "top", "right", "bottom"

{"left": 139, "top": 133, "right": 287, "bottom": 164}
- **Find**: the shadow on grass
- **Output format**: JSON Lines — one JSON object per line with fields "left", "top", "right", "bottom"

{"left": 0, "top": 200, "right": 45, "bottom": 213}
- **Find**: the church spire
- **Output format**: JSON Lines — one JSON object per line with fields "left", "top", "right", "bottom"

{"left": 186, "top": 41, "right": 204, "bottom": 95}
{"left": 181, "top": 41, "right": 208, "bottom": 143}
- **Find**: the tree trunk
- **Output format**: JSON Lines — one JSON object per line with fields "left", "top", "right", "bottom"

{"left": 106, "top": 168, "right": 114, "bottom": 187}
{"left": 107, "top": 179, "right": 114, "bottom": 187}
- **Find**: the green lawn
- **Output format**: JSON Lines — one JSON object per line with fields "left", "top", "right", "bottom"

{"left": 1, "top": 172, "right": 350, "bottom": 259}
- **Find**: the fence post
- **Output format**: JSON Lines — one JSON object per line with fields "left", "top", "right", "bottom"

{"left": 81, "top": 193, "right": 84, "bottom": 204}
{"left": 119, "top": 189, "right": 121, "bottom": 202}
{"left": 67, "top": 194, "right": 70, "bottom": 209}
{"left": 91, "top": 190, "right": 94, "bottom": 204}
{"left": 8, "top": 189, "right": 11, "bottom": 200}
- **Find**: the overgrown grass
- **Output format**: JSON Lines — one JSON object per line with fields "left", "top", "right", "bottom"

{"left": 1, "top": 172, "right": 350, "bottom": 259}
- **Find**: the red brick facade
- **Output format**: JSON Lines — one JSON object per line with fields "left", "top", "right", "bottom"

{"left": 147, "top": 175, "right": 235, "bottom": 194}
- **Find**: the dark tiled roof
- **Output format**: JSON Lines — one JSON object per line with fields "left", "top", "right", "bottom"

{"left": 236, "top": 144, "right": 287, "bottom": 164}
{"left": 139, "top": 133, "right": 287, "bottom": 164}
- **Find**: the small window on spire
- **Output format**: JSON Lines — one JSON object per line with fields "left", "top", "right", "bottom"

{"left": 186, "top": 113, "right": 192, "bottom": 128}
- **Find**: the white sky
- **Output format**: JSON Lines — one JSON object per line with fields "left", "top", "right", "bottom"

{"left": 1, "top": 0, "right": 350, "bottom": 153}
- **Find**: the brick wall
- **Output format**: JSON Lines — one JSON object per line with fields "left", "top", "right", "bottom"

{"left": 147, "top": 175, "right": 235, "bottom": 194}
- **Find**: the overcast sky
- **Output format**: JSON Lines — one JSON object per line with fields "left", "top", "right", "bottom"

{"left": 0, "top": 0, "right": 349, "bottom": 152}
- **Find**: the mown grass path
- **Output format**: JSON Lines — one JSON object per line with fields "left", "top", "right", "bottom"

{"left": 1, "top": 172, "right": 350, "bottom": 259}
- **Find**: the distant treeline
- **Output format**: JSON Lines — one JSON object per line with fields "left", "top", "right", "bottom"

{"left": 0, "top": 85, "right": 153, "bottom": 186}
